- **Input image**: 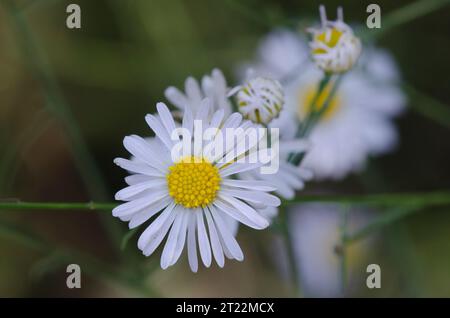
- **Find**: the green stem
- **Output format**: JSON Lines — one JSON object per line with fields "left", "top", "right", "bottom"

{"left": 282, "top": 190, "right": 450, "bottom": 207}
{"left": 1, "top": 190, "right": 449, "bottom": 211}
{"left": 278, "top": 206, "right": 302, "bottom": 296}
{"left": 0, "top": 110, "right": 52, "bottom": 192}
{"left": 402, "top": 82, "right": 450, "bottom": 130}
{"left": 288, "top": 74, "right": 335, "bottom": 165}
{"left": 339, "top": 205, "right": 349, "bottom": 294}
{"left": 344, "top": 206, "right": 422, "bottom": 244}
{"left": 0, "top": 201, "right": 116, "bottom": 211}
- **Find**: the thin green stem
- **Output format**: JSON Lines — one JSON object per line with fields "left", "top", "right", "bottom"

{"left": 0, "top": 201, "right": 116, "bottom": 211}
{"left": 0, "top": 110, "right": 52, "bottom": 192}
{"left": 344, "top": 206, "right": 422, "bottom": 244}
{"left": 288, "top": 74, "right": 335, "bottom": 165}
{"left": 339, "top": 205, "right": 349, "bottom": 294}
{"left": 278, "top": 205, "right": 302, "bottom": 297}
{"left": 402, "top": 82, "right": 450, "bottom": 130}
{"left": 282, "top": 190, "right": 450, "bottom": 207}
{"left": 1, "top": 190, "right": 449, "bottom": 211}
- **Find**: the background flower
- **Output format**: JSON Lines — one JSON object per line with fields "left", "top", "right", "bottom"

{"left": 242, "top": 29, "right": 406, "bottom": 180}
{"left": 274, "top": 203, "right": 374, "bottom": 297}
{"left": 165, "top": 69, "right": 233, "bottom": 118}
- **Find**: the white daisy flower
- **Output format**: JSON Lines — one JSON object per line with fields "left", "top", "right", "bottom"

{"left": 230, "top": 76, "right": 284, "bottom": 125}
{"left": 240, "top": 29, "right": 406, "bottom": 180}
{"left": 308, "top": 6, "right": 361, "bottom": 74}
{"left": 113, "top": 100, "right": 281, "bottom": 271}
{"left": 164, "top": 68, "right": 232, "bottom": 118}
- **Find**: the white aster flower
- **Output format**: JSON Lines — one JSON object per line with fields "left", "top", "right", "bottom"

{"left": 113, "top": 100, "right": 281, "bottom": 271}
{"left": 165, "top": 68, "right": 232, "bottom": 118}
{"left": 231, "top": 76, "right": 284, "bottom": 125}
{"left": 241, "top": 29, "right": 406, "bottom": 180}
{"left": 308, "top": 6, "right": 361, "bottom": 74}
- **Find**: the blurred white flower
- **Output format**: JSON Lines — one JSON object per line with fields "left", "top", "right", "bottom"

{"left": 113, "top": 101, "right": 281, "bottom": 271}
{"left": 285, "top": 203, "right": 373, "bottom": 297}
{"left": 308, "top": 6, "right": 361, "bottom": 74}
{"left": 165, "top": 68, "right": 232, "bottom": 118}
{"left": 241, "top": 29, "right": 406, "bottom": 180}
{"left": 231, "top": 76, "right": 284, "bottom": 125}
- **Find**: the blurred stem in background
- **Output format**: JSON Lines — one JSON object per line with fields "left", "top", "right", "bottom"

{"left": 0, "top": 110, "right": 53, "bottom": 192}
{"left": 277, "top": 205, "right": 302, "bottom": 296}
{"left": 0, "top": 219, "right": 159, "bottom": 296}
{"left": 0, "top": 0, "right": 124, "bottom": 249}
{"left": 339, "top": 205, "right": 349, "bottom": 295}
{"left": 402, "top": 82, "right": 450, "bottom": 130}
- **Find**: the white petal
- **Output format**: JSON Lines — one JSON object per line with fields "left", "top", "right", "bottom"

{"left": 222, "top": 179, "right": 276, "bottom": 191}
{"left": 115, "top": 179, "right": 167, "bottom": 200}
{"left": 195, "top": 98, "right": 212, "bottom": 122}
{"left": 187, "top": 213, "right": 198, "bottom": 272}
{"left": 157, "top": 102, "right": 178, "bottom": 141}
{"left": 219, "top": 127, "right": 264, "bottom": 164}
{"left": 213, "top": 198, "right": 266, "bottom": 230}
{"left": 112, "top": 190, "right": 168, "bottom": 217}
{"left": 114, "top": 158, "right": 165, "bottom": 177}
{"left": 221, "top": 189, "right": 281, "bottom": 207}
{"left": 223, "top": 213, "right": 239, "bottom": 237}
{"left": 123, "top": 135, "right": 167, "bottom": 171}
{"left": 209, "top": 109, "right": 225, "bottom": 129}
{"left": 196, "top": 209, "right": 212, "bottom": 267}
{"left": 128, "top": 196, "right": 172, "bottom": 229}
{"left": 161, "top": 211, "right": 184, "bottom": 269}
{"left": 182, "top": 104, "right": 194, "bottom": 133}
{"left": 221, "top": 112, "right": 242, "bottom": 130}
{"left": 219, "top": 162, "right": 264, "bottom": 177}
{"left": 145, "top": 114, "right": 173, "bottom": 150}
{"left": 125, "top": 174, "right": 152, "bottom": 186}
{"left": 218, "top": 194, "right": 269, "bottom": 229}
{"left": 164, "top": 86, "right": 187, "bottom": 110}
{"left": 141, "top": 206, "right": 178, "bottom": 257}
{"left": 204, "top": 207, "right": 225, "bottom": 267}
{"left": 169, "top": 210, "right": 189, "bottom": 266}
{"left": 137, "top": 202, "right": 176, "bottom": 250}
{"left": 185, "top": 77, "right": 202, "bottom": 105}
{"left": 210, "top": 207, "right": 244, "bottom": 261}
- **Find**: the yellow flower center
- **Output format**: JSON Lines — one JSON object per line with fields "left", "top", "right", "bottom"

{"left": 167, "top": 156, "right": 221, "bottom": 209}
{"left": 312, "top": 27, "right": 343, "bottom": 54}
{"left": 299, "top": 83, "right": 341, "bottom": 121}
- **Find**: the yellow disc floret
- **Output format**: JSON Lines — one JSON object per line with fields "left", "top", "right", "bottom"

{"left": 167, "top": 156, "right": 221, "bottom": 208}
{"left": 312, "top": 28, "right": 343, "bottom": 55}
